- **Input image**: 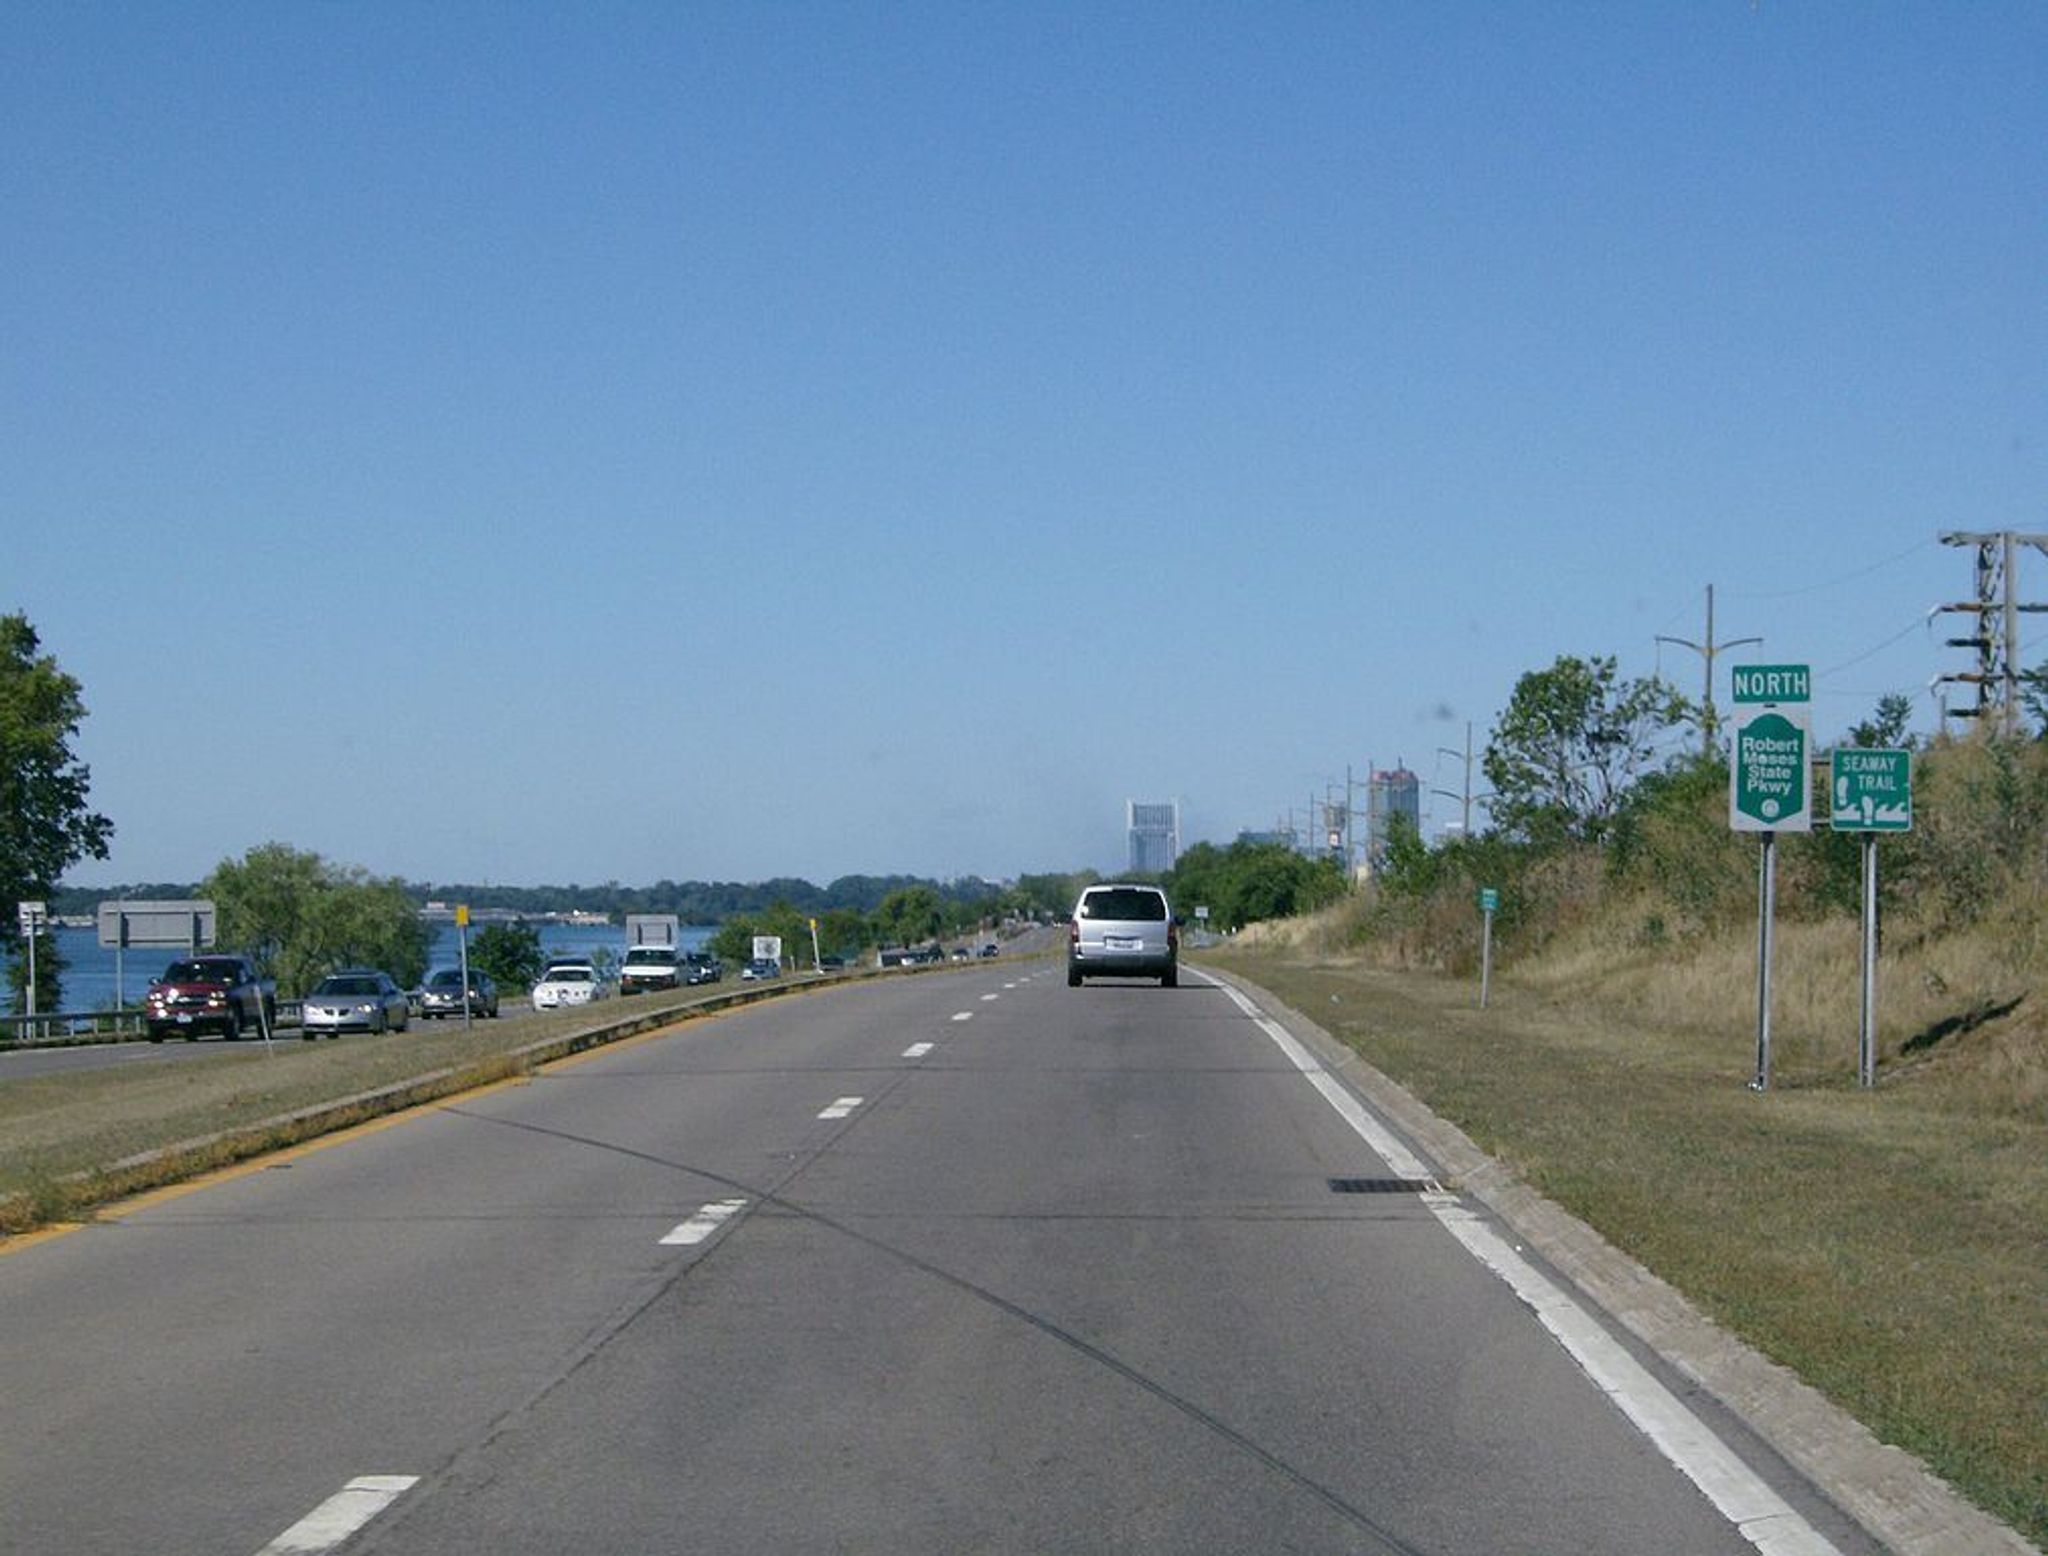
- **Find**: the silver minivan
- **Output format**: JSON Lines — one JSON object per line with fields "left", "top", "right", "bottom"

{"left": 1068, "top": 883, "right": 1178, "bottom": 987}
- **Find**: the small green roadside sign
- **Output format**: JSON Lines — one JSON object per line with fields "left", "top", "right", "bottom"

{"left": 1478, "top": 888, "right": 1499, "bottom": 913}
{"left": 1830, "top": 748, "right": 1912, "bottom": 832}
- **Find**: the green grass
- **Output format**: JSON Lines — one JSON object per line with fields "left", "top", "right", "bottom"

{"left": 1204, "top": 943, "right": 2048, "bottom": 1549}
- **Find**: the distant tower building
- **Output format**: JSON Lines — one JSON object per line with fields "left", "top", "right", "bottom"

{"left": 1366, "top": 768, "right": 1421, "bottom": 870}
{"left": 1127, "top": 800, "right": 1180, "bottom": 875}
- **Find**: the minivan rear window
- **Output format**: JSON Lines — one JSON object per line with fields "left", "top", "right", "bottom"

{"left": 1080, "top": 888, "right": 1168, "bottom": 921}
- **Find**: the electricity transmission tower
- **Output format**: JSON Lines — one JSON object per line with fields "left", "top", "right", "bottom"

{"left": 1656, "top": 584, "right": 1761, "bottom": 756}
{"left": 1934, "top": 531, "right": 2048, "bottom": 737}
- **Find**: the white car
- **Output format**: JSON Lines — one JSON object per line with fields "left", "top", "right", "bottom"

{"left": 532, "top": 960, "right": 608, "bottom": 1010}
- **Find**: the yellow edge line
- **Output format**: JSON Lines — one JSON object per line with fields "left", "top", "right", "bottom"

{"left": 0, "top": 1006, "right": 725, "bottom": 1256}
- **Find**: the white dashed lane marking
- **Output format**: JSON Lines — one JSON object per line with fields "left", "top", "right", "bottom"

{"left": 253, "top": 1475, "right": 418, "bottom": 1555}
{"left": 818, "top": 1097, "right": 864, "bottom": 1120}
{"left": 903, "top": 1042, "right": 935, "bottom": 1058}
{"left": 661, "top": 1198, "right": 749, "bottom": 1246}
{"left": 950, "top": 1012, "right": 974, "bottom": 1023}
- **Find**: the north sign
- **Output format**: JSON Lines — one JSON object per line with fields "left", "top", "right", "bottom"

{"left": 1731, "top": 664, "right": 1811, "bottom": 705}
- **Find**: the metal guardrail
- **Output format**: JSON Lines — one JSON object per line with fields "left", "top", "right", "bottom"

{"left": 1, "top": 1002, "right": 306, "bottom": 1048}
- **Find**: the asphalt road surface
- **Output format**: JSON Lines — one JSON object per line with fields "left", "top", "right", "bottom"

{"left": 0, "top": 962, "right": 1878, "bottom": 1555}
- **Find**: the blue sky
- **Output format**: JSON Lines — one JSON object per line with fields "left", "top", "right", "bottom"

{"left": 7, "top": 4, "right": 2044, "bottom": 888}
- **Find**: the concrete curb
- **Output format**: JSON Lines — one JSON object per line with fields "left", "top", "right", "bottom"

{"left": 1206, "top": 966, "right": 2038, "bottom": 1556}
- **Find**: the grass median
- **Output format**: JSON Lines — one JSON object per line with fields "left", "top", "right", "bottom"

{"left": 0, "top": 979, "right": 829, "bottom": 1234}
{"left": 1202, "top": 941, "right": 2048, "bottom": 1549}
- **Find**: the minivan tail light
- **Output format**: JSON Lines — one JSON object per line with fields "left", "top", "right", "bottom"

{"left": 1069, "top": 919, "right": 1080, "bottom": 947}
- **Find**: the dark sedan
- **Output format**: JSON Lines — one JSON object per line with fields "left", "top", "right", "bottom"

{"left": 418, "top": 968, "right": 499, "bottom": 1019}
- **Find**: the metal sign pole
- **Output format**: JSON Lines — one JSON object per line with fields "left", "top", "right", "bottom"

{"left": 459, "top": 917, "right": 473, "bottom": 1030}
{"left": 1860, "top": 834, "right": 1879, "bottom": 1089}
{"left": 25, "top": 925, "right": 36, "bottom": 1023}
{"left": 1754, "top": 832, "right": 1775, "bottom": 1091}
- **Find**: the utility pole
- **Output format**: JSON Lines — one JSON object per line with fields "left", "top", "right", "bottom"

{"left": 1657, "top": 583, "right": 1761, "bottom": 756}
{"left": 1935, "top": 531, "right": 2048, "bottom": 738}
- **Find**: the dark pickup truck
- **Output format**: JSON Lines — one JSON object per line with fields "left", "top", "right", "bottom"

{"left": 144, "top": 955, "right": 278, "bottom": 1042}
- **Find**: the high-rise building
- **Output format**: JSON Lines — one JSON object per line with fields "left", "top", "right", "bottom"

{"left": 1365, "top": 768, "right": 1420, "bottom": 870}
{"left": 1127, "top": 800, "right": 1180, "bottom": 875}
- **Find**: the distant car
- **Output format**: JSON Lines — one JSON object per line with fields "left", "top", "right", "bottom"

{"left": 818, "top": 954, "right": 847, "bottom": 970}
{"left": 682, "top": 951, "right": 724, "bottom": 985}
{"left": 978, "top": 943, "right": 999, "bottom": 958}
{"left": 619, "top": 944, "right": 682, "bottom": 994}
{"left": 1068, "top": 882, "right": 1178, "bottom": 988}
{"left": 532, "top": 961, "right": 608, "bottom": 1010}
{"left": 741, "top": 958, "right": 781, "bottom": 981}
{"left": 302, "top": 969, "right": 412, "bottom": 1037}
{"left": 418, "top": 967, "right": 498, "bottom": 1020}
{"left": 950, "top": 946, "right": 972, "bottom": 962}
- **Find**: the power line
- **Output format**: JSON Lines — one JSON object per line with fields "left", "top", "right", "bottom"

{"left": 1720, "top": 538, "right": 1938, "bottom": 602}
{"left": 1815, "top": 615, "right": 1933, "bottom": 681}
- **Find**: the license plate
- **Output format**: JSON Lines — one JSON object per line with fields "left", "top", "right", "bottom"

{"left": 176, "top": 1014, "right": 193, "bottom": 1024}
{"left": 1106, "top": 936, "right": 1139, "bottom": 950}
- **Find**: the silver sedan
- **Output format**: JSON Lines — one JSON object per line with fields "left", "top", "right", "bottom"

{"left": 300, "top": 970, "right": 411, "bottom": 1037}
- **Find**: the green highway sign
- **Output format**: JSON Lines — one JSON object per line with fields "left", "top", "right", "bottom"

{"left": 1731, "top": 664, "right": 1811, "bottom": 704}
{"left": 1478, "top": 888, "right": 1499, "bottom": 913}
{"left": 1830, "top": 748, "right": 1912, "bottom": 832}
{"left": 1731, "top": 706, "right": 1812, "bottom": 832}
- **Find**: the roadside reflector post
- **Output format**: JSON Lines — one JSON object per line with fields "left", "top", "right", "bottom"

{"left": 1477, "top": 887, "right": 1499, "bottom": 1009}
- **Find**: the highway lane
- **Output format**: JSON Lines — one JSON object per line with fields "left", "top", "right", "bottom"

{"left": 0, "top": 963, "right": 1878, "bottom": 1555}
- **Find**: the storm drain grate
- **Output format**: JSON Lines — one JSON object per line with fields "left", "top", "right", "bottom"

{"left": 1328, "top": 1177, "right": 1442, "bottom": 1195}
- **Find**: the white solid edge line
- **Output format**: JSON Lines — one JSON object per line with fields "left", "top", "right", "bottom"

{"left": 1199, "top": 971, "right": 1843, "bottom": 1556}
{"left": 661, "top": 1198, "right": 749, "bottom": 1246}
{"left": 254, "top": 1475, "right": 419, "bottom": 1555}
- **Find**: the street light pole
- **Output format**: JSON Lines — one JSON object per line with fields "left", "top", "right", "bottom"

{"left": 1657, "top": 584, "right": 1761, "bottom": 756}
{"left": 1435, "top": 721, "right": 1475, "bottom": 837}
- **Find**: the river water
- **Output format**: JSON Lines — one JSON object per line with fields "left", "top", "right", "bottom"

{"left": 21, "top": 922, "right": 716, "bottom": 1015}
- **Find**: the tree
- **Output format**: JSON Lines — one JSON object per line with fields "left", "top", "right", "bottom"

{"left": 468, "top": 921, "right": 546, "bottom": 992}
{"left": 1165, "top": 840, "right": 1346, "bottom": 931}
{"left": 204, "top": 843, "right": 431, "bottom": 997}
{"left": 1482, "top": 655, "right": 1690, "bottom": 845}
{"left": 2, "top": 614, "right": 114, "bottom": 1013}
{"left": 815, "top": 908, "right": 870, "bottom": 960}
{"left": 1848, "top": 692, "right": 1914, "bottom": 750}
{"left": 873, "top": 886, "right": 944, "bottom": 947}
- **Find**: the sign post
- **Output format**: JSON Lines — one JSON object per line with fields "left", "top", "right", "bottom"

{"left": 97, "top": 899, "right": 220, "bottom": 1033}
{"left": 456, "top": 904, "right": 473, "bottom": 1029}
{"left": 1830, "top": 749, "right": 1912, "bottom": 1088}
{"left": 17, "top": 901, "right": 48, "bottom": 1021}
{"left": 1731, "top": 667, "right": 1812, "bottom": 1091}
